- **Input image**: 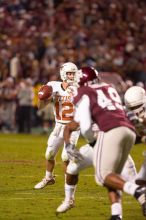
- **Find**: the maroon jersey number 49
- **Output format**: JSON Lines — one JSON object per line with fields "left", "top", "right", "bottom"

{"left": 74, "top": 84, "right": 135, "bottom": 132}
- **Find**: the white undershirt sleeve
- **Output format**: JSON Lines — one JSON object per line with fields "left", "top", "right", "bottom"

{"left": 74, "top": 95, "right": 95, "bottom": 142}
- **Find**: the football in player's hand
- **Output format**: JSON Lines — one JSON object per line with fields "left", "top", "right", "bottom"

{"left": 38, "top": 85, "right": 53, "bottom": 100}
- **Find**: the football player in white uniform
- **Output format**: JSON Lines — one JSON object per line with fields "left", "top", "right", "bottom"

{"left": 34, "top": 62, "right": 80, "bottom": 189}
{"left": 124, "top": 86, "right": 146, "bottom": 185}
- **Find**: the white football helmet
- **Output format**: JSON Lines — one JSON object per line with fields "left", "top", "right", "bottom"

{"left": 60, "top": 62, "right": 78, "bottom": 84}
{"left": 124, "top": 86, "right": 146, "bottom": 118}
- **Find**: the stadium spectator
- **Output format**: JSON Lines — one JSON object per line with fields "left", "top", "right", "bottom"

{"left": 0, "top": 77, "right": 17, "bottom": 132}
{"left": 37, "top": 102, "right": 55, "bottom": 134}
{"left": 1, "top": 1, "right": 146, "bottom": 131}
{"left": 17, "top": 78, "right": 34, "bottom": 133}
{"left": 0, "top": 1, "right": 146, "bottom": 82}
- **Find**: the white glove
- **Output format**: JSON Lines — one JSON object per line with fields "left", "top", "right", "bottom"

{"left": 65, "top": 143, "right": 84, "bottom": 162}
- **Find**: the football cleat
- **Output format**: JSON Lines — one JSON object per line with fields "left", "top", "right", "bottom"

{"left": 34, "top": 176, "right": 55, "bottom": 189}
{"left": 134, "top": 186, "right": 146, "bottom": 216}
{"left": 135, "top": 179, "right": 146, "bottom": 186}
{"left": 56, "top": 200, "right": 75, "bottom": 213}
{"left": 109, "top": 215, "right": 122, "bottom": 220}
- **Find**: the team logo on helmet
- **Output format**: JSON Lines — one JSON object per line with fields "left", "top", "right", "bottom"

{"left": 77, "top": 67, "right": 99, "bottom": 86}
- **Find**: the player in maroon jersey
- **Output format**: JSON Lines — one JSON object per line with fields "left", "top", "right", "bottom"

{"left": 57, "top": 67, "right": 146, "bottom": 219}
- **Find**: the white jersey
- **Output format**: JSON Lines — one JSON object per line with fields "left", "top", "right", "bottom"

{"left": 47, "top": 81, "right": 76, "bottom": 124}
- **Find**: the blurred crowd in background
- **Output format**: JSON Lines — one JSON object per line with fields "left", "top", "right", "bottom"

{"left": 0, "top": 0, "right": 146, "bottom": 133}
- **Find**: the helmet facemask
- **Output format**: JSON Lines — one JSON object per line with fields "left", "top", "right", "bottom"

{"left": 66, "top": 72, "right": 78, "bottom": 86}
{"left": 127, "top": 104, "right": 146, "bottom": 118}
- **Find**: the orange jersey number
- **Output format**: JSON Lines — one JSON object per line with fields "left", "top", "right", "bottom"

{"left": 55, "top": 101, "right": 74, "bottom": 121}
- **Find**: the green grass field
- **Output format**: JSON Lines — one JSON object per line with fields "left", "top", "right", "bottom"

{"left": 0, "top": 133, "right": 146, "bottom": 220}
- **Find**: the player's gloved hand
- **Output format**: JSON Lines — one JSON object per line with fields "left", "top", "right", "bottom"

{"left": 127, "top": 111, "right": 144, "bottom": 124}
{"left": 65, "top": 143, "right": 84, "bottom": 162}
{"left": 127, "top": 111, "right": 139, "bottom": 122}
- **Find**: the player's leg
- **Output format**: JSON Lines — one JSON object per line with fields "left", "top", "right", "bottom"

{"left": 93, "top": 127, "right": 124, "bottom": 219}
{"left": 65, "top": 144, "right": 93, "bottom": 201}
{"left": 56, "top": 173, "right": 78, "bottom": 214}
{"left": 93, "top": 128, "right": 136, "bottom": 186}
{"left": 56, "top": 144, "right": 93, "bottom": 213}
{"left": 108, "top": 190, "right": 122, "bottom": 220}
{"left": 59, "top": 129, "right": 80, "bottom": 201}
{"left": 61, "top": 129, "right": 80, "bottom": 167}
{"left": 34, "top": 123, "right": 64, "bottom": 189}
{"left": 94, "top": 127, "right": 146, "bottom": 217}
{"left": 60, "top": 129, "right": 80, "bottom": 202}
{"left": 61, "top": 127, "right": 80, "bottom": 170}
{"left": 110, "top": 155, "right": 137, "bottom": 220}
{"left": 108, "top": 155, "right": 137, "bottom": 220}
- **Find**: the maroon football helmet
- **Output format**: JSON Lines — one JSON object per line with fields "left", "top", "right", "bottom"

{"left": 77, "top": 67, "right": 99, "bottom": 86}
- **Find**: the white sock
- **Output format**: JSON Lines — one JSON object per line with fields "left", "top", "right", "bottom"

{"left": 45, "top": 171, "right": 52, "bottom": 179}
{"left": 64, "top": 183, "right": 76, "bottom": 203}
{"left": 123, "top": 181, "right": 139, "bottom": 196}
{"left": 111, "top": 202, "right": 122, "bottom": 216}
